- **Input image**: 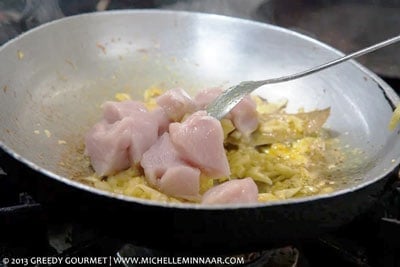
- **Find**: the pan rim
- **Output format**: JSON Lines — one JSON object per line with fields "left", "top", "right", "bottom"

{"left": 0, "top": 9, "right": 399, "bottom": 210}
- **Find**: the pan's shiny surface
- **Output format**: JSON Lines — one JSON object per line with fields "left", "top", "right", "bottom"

{"left": 0, "top": 10, "right": 399, "bottom": 210}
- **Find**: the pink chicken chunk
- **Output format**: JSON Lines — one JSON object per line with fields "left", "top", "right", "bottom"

{"left": 159, "top": 165, "right": 200, "bottom": 200}
{"left": 128, "top": 119, "right": 158, "bottom": 164}
{"left": 194, "top": 87, "right": 258, "bottom": 135}
{"left": 140, "top": 133, "right": 185, "bottom": 186}
{"left": 85, "top": 101, "right": 159, "bottom": 176}
{"left": 194, "top": 87, "right": 223, "bottom": 110}
{"left": 101, "top": 100, "right": 159, "bottom": 163}
{"left": 201, "top": 178, "right": 259, "bottom": 205}
{"left": 230, "top": 95, "right": 259, "bottom": 135}
{"left": 102, "top": 100, "right": 148, "bottom": 123}
{"left": 85, "top": 88, "right": 261, "bottom": 204}
{"left": 169, "top": 110, "right": 230, "bottom": 178}
{"left": 150, "top": 107, "right": 171, "bottom": 136}
{"left": 141, "top": 133, "right": 201, "bottom": 199}
{"left": 84, "top": 118, "right": 134, "bottom": 176}
{"left": 157, "top": 88, "right": 197, "bottom": 122}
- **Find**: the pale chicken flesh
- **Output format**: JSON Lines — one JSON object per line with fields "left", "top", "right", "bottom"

{"left": 169, "top": 110, "right": 230, "bottom": 178}
{"left": 140, "top": 133, "right": 186, "bottom": 186}
{"left": 156, "top": 88, "right": 197, "bottom": 121}
{"left": 159, "top": 165, "right": 200, "bottom": 200}
{"left": 85, "top": 88, "right": 261, "bottom": 204}
{"left": 201, "top": 178, "right": 259, "bottom": 205}
{"left": 85, "top": 102, "right": 158, "bottom": 175}
{"left": 194, "top": 87, "right": 259, "bottom": 135}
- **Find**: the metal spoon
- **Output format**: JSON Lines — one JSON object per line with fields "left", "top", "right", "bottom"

{"left": 206, "top": 34, "right": 400, "bottom": 120}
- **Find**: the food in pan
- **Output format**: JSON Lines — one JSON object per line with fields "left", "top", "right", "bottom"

{"left": 81, "top": 87, "right": 346, "bottom": 204}
{"left": 389, "top": 105, "right": 400, "bottom": 130}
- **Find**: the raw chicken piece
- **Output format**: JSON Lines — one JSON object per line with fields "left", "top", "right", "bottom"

{"left": 103, "top": 100, "right": 168, "bottom": 137}
{"left": 102, "top": 100, "right": 148, "bottom": 123}
{"left": 169, "top": 111, "right": 230, "bottom": 178}
{"left": 86, "top": 101, "right": 159, "bottom": 176}
{"left": 140, "top": 133, "right": 185, "bottom": 186}
{"left": 201, "top": 178, "right": 259, "bottom": 205}
{"left": 101, "top": 100, "right": 159, "bottom": 164}
{"left": 156, "top": 88, "right": 197, "bottom": 121}
{"left": 230, "top": 95, "right": 259, "bottom": 135}
{"left": 159, "top": 165, "right": 200, "bottom": 200}
{"left": 84, "top": 118, "right": 133, "bottom": 176}
{"left": 128, "top": 118, "right": 158, "bottom": 164}
{"left": 150, "top": 107, "right": 171, "bottom": 136}
{"left": 194, "top": 88, "right": 258, "bottom": 135}
{"left": 194, "top": 87, "right": 223, "bottom": 109}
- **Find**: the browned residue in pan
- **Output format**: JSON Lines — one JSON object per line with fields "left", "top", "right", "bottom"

{"left": 96, "top": 43, "right": 107, "bottom": 54}
{"left": 65, "top": 59, "right": 77, "bottom": 70}
{"left": 2, "top": 85, "right": 7, "bottom": 93}
{"left": 137, "top": 48, "right": 148, "bottom": 53}
{"left": 57, "top": 132, "right": 94, "bottom": 181}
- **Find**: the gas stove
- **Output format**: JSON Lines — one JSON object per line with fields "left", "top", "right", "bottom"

{"left": 1, "top": 1, "right": 400, "bottom": 267}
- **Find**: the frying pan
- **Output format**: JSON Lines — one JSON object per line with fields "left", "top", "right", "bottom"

{"left": 1, "top": 10, "right": 400, "bottom": 253}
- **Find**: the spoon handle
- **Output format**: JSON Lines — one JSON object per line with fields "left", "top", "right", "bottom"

{"left": 207, "top": 34, "right": 400, "bottom": 119}
{"left": 265, "top": 34, "right": 400, "bottom": 84}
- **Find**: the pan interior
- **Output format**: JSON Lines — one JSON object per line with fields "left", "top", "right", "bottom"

{"left": 0, "top": 11, "right": 399, "bottom": 207}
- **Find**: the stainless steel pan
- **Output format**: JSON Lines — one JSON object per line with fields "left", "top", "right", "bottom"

{"left": 1, "top": 10, "right": 400, "bottom": 252}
